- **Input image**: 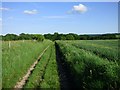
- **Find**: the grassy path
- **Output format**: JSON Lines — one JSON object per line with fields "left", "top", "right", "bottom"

{"left": 2, "top": 40, "right": 51, "bottom": 88}
{"left": 14, "top": 45, "right": 50, "bottom": 88}
{"left": 24, "top": 43, "right": 60, "bottom": 88}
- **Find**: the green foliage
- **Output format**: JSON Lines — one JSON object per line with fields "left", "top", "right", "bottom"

{"left": 2, "top": 33, "right": 45, "bottom": 41}
{"left": 19, "top": 33, "right": 32, "bottom": 40}
{"left": 24, "top": 43, "right": 52, "bottom": 88}
{"left": 24, "top": 43, "right": 60, "bottom": 88}
{"left": 56, "top": 40, "right": 120, "bottom": 89}
{"left": 2, "top": 34, "right": 18, "bottom": 41}
{"left": 2, "top": 40, "right": 51, "bottom": 88}
{"left": 70, "top": 40, "right": 119, "bottom": 63}
{"left": 44, "top": 33, "right": 120, "bottom": 40}
{"left": 2, "top": 33, "right": 120, "bottom": 41}
{"left": 40, "top": 44, "right": 60, "bottom": 88}
{"left": 60, "top": 36, "right": 66, "bottom": 40}
{"left": 66, "top": 34, "right": 74, "bottom": 40}
{"left": 33, "top": 34, "right": 44, "bottom": 42}
{"left": 2, "top": 39, "right": 120, "bottom": 89}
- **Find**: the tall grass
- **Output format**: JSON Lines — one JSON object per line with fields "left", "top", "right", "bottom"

{"left": 0, "top": 37, "right": 1, "bottom": 89}
{"left": 56, "top": 41, "right": 120, "bottom": 89}
{"left": 24, "top": 43, "right": 60, "bottom": 88}
{"left": 40, "top": 44, "right": 60, "bottom": 88}
{"left": 79, "top": 40, "right": 118, "bottom": 49}
{"left": 66, "top": 40, "right": 119, "bottom": 63}
{"left": 2, "top": 40, "right": 51, "bottom": 88}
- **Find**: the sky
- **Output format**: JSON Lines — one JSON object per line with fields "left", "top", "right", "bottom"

{"left": 1, "top": 2, "right": 118, "bottom": 35}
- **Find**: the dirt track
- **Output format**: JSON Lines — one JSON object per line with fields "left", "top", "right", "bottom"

{"left": 14, "top": 45, "right": 49, "bottom": 89}
{"left": 14, "top": 43, "right": 76, "bottom": 89}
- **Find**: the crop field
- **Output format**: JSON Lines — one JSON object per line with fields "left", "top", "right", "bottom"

{"left": 56, "top": 40, "right": 120, "bottom": 89}
{"left": 2, "top": 40, "right": 53, "bottom": 88}
{"left": 2, "top": 40, "right": 120, "bottom": 89}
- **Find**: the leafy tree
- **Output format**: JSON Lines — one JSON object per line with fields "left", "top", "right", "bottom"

{"left": 3, "top": 34, "right": 18, "bottom": 41}
{"left": 33, "top": 34, "right": 44, "bottom": 42}
{"left": 44, "top": 33, "right": 53, "bottom": 40}
{"left": 60, "top": 35, "right": 66, "bottom": 40}
{"left": 2, "top": 32, "right": 119, "bottom": 41}
{"left": 19, "top": 33, "right": 32, "bottom": 40}
{"left": 66, "top": 34, "right": 74, "bottom": 40}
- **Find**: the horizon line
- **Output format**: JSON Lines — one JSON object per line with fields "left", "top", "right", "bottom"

{"left": 1, "top": 32, "right": 119, "bottom": 36}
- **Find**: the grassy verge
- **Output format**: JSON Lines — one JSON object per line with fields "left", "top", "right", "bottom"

{"left": 2, "top": 40, "right": 51, "bottom": 88}
{"left": 40, "top": 44, "right": 60, "bottom": 88}
{"left": 0, "top": 41, "right": 2, "bottom": 89}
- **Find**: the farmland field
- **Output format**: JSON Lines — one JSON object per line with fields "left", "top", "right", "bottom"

{"left": 2, "top": 40, "right": 52, "bottom": 88}
{"left": 0, "top": 41, "right": 1, "bottom": 89}
{"left": 24, "top": 43, "right": 60, "bottom": 88}
{"left": 2, "top": 40, "right": 120, "bottom": 89}
{"left": 56, "top": 40, "right": 120, "bottom": 89}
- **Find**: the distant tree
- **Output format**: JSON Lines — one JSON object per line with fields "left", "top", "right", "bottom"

{"left": 52, "top": 32, "right": 59, "bottom": 41}
{"left": 60, "top": 35, "right": 66, "bottom": 40}
{"left": 19, "top": 33, "right": 32, "bottom": 40}
{"left": 19, "top": 33, "right": 26, "bottom": 40}
{"left": 116, "top": 34, "right": 120, "bottom": 39}
{"left": 79, "top": 35, "right": 89, "bottom": 40}
{"left": 44, "top": 33, "right": 53, "bottom": 40}
{"left": 2, "top": 32, "right": 119, "bottom": 41}
{"left": 66, "top": 34, "right": 74, "bottom": 40}
{"left": 68, "top": 33, "right": 79, "bottom": 40}
{"left": 33, "top": 34, "right": 44, "bottom": 42}
{"left": 3, "top": 34, "right": 18, "bottom": 41}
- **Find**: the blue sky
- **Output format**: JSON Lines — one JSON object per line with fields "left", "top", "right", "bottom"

{"left": 1, "top": 2, "right": 118, "bottom": 35}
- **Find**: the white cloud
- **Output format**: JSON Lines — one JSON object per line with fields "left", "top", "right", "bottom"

{"left": 23, "top": 9, "right": 38, "bottom": 15}
{"left": 73, "top": 4, "right": 87, "bottom": 13}
{"left": 0, "top": 7, "right": 10, "bottom": 11}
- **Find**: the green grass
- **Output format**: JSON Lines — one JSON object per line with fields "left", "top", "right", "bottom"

{"left": 2, "top": 39, "right": 119, "bottom": 89}
{"left": 0, "top": 37, "right": 1, "bottom": 89}
{"left": 61, "top": 40, "right": 119, "bottom": 63}
{"left": 24, "top": 43, "right": 60, "bottom": 88}
{"left": 80, "top": 40, "right": 118, "bottom": 49}
{"left": 40, "top": 44, "right": 60, "bottom": 88}
{"left": 2, "top": 40, "right": 51, "bottom": 88}
{"left": 56, "top": 40, "right": 120, "bottom": 89}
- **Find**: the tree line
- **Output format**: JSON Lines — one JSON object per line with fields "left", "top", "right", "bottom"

{"left": 44, "top": 32, "right": 120, "bottom": 41}
{"left": 1, "top": 32, "right": 120, "bottom": 41}
{"left": 1, "top": 33, "right": 44, "bottom": 41}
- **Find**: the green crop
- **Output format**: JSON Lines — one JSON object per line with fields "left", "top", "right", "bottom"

{"left": 24, "top": 43, "right": 60, "bottom": 89}
{"left": 2, "top": 39, "right": 119, "bottom": 89}
{"left": 63, "top": 40, "right": 119, "bottom": 63}
{"left": 2, "top": 40, "right": 51, "bottom": 88}
{"left": 56, "top": 40, "right": 120, "bottom": 89}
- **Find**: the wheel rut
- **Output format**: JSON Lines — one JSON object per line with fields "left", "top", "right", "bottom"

{"left": 14, "top": 42, "right": 76, "bottom": 89}
{"left": 14, "top": 45, "right": 50, "bottom": 89}
{"left": 55, "top": 42, "right": 76, "bottom": 90}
